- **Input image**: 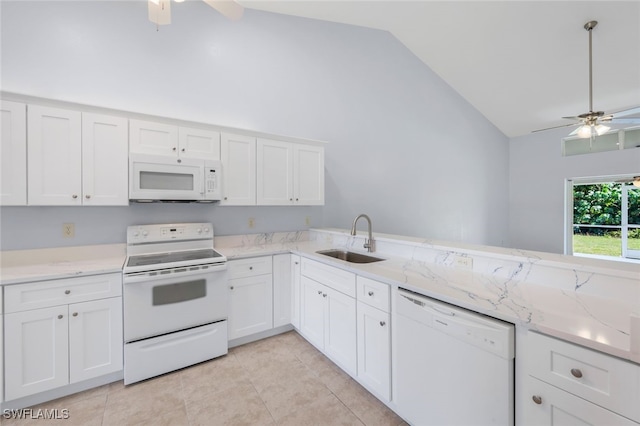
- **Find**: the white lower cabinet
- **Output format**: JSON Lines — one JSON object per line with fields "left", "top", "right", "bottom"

{"left": 68, "top": 297, "right": 123, "bottom": 383}
{"left": 356, "top": 301, "right": 390, "bottom": 401}
{"left": 4, "top": 282, "right": 123, "bottom": 401}
{"left": 519, "top": 330, "right": 640, "bottom": 426}
{"left": 524, "top": 376, "right": 638, "bottom": 426}
{"left": 290, "top": 255, "right": 301, "bottom": 329}
{"left": 272, "top": 254, "right": 292, "bottom": 328}
{"left": 300, "top": 274, "right": 357, "bottom": 376}
{"left": 227, "top": 256, "right": 273, "bottom": 340}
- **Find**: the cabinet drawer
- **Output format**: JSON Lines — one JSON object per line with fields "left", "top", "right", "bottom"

{"left": 301, "top": 258, "right": 355, "bottom": 298}
{"left": 5, "top": 273, "right": 122, "bottom": 313}
{"left": 528, "top": 331, "right": 640, "bottom": 422}
{"left": 228, "top": 256, "right": 272, "bottom": 279}
{"left": 356, "top": 276, "right": 390, "bottom": 312}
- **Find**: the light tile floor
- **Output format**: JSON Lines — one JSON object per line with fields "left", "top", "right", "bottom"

{"left": 3, "top": 331, "right": 406, "bottom": 426}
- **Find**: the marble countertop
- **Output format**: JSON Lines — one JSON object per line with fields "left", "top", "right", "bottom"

{"left": 1, "top": 233, "right": 638, "bottom": 365}
{"left": 0, "top": 244, "right": 126, "bottom": 284}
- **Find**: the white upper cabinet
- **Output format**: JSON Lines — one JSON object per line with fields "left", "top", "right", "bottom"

{"left": 178, "top": 127, "right": 220, "bottom": 160}
{"left": 220, "top": 133, "right": 256, "bottom": 205}
{"left": 130, "top": 119, "right": 220, "bottom": 160}
{"left": 27, "top": 105, "right": 129, "bottom": 206}
{"left": 257, "top": 139, "right": 293, "bottom": 205}
{"left": 129, "top": 120, "right": 178, "bottom": 156}
{"left": 28, "top": 105, "right": 83, "bottom": 206}
{"left": 82, "top": 113, "right": 129, "bottom": 205}
{"left": 293, "top": 144, "right": 324, "bottom": 205}
{"left": 257, "top": 138, "right": 324, "bottom": 206}
{"left": 1, "top": 101, "right": 27, "bottom": 205}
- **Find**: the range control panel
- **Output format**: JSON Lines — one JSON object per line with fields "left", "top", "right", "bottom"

{"left": 127, "top": 223, "right": 213, "bottom": 244}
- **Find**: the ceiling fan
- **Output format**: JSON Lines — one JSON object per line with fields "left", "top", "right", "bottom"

{"left": 148, "top": 0, "right": 244, "bottom": 26}
{"left": 534, "top": 21, "right": 640, "bottom": 138}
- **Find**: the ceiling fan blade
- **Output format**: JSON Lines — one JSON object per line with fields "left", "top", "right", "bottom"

{"left": 148, "top": 0, "right": 171, "bottom": 25}
{"left": 607, "top": 118, "right": 640, "bottom": 124}
{"left": 561, "top": 116, "right": 582, "bottom": 121}
{"left": 203, "top": 0, "right": 244, "bottom": 21}
{"left": 611, "top": 106, "right": 640, "bottom": 118}
{"left": 532, "top": 122, "right": 580, "bottom": 133}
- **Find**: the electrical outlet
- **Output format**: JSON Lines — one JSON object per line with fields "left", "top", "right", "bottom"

{"left": 453, "top": 255, "right": 473, "bottom": 270}
{"left": 62, "top": 223, "right": 75, "bottom": 238}
{"left": 248, "top": 218, "right": 255, "bottom": 228}
{"left": 305, "top": 216, "right": 311, "bottom": 226}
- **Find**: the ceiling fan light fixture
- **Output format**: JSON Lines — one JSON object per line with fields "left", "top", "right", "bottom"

{"left": 577, "top": 124, "right": 594, "bottom": 138}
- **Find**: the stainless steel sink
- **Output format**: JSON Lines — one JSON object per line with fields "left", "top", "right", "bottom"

{"left": 316, "top": 249, "right": 384, "bottom": 264}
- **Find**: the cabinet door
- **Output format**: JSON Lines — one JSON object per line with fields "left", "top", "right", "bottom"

{"left": 129, "top": 119, "right": 178, "bottom": 156}
{"left": 82, "top": 113, "right": 129, "bottom": 205}
{"left": 273, "top": 254, "right": 292, "bottom": 328}
{"left": 524, "top": 376, "right": 638, "bottom": 426}
{"left": 5, "top": 306, "right": 69, "bottom": 400}
{"left": 27, "top": 105, "right": 82, "bottom": 205}
{"left": 257, "top": 139, "right": 293, "bottom": 205}
{"left": 1, "top": 101, "right": 27, "bottom": 205}
{"left": 324, "top": 286, "right": 357, "bottom": 376}
{"left": 291, "top": 255, "right": 301, "bottom": 329}
{"left": 220, "top": 133, "right": 256, "bottom": 205}
{"left": 357, "top": 301, "right": 390, "bottom": 401}
{"left": 293, "top": 144, "right": 324, "bottom": 205}
{"left": 178, "top": 127, "right": 220, "bottom": 160}
{"left": 69, "top": 297, "right": 123, "bottom": 383}
{"left": 228, "top": 274, "right": 273, "bottom": 340}
{"left": 300, "top": 276, "right": 325, "bottom": 350}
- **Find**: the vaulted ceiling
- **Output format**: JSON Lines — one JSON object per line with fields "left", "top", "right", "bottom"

{"left": 241, "top": 1, "right": 640, "bottom": 138}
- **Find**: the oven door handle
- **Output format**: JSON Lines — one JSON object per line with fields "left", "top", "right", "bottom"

{"left": 124, "top": 263, "right": 227, "bottom": 284}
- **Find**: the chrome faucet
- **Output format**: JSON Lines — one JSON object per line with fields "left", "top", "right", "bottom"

{"left": 350, "top": 214, "right": 375, "bottom": 253}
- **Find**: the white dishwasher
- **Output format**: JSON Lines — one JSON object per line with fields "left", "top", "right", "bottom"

{"left": 394, "top": 288, "right": 514, "bottom": 426}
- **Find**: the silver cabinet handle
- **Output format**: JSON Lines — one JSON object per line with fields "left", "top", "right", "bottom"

{"left": 230, "top": 286, "right": 234, "bottom": 290}
{"left": 85, "top": 194, "right": 91, "bottom": 199}
{"left": 172, "top": 147, "right": 177, "bottom": 151}
{"left": 295, "top": 198, "right": 299, "bottom": 201}
{"left": 224, "top": 197, "right": 228, "bottom": 200}
{"left": 181, "top": 148, "right": 185, "bottom": 152}
{"left": 380, "top": 321, "right": 386, "bottom": 326}
{"left": 289, "top": 198, "right": 293, "bottom": 201}
{"left": 249, "top": 266, "right": 253, "bottom": 270}
{"left": 72, "top": 194, "right": 78, "bottom": 199}
{"left": 368, "top": 291, "right": 374, "bottom": 296}
{"left": 317, "top": 290, "right": 322, "bottom": 295}
{"left": 294, "top": 261, "right": 299, "bottom": 265}
{"left": 570, "top": 368, "right": 583, "bottom": 378}
{"left": 532, "top": 395, "right": 542, "bottom": 405}
{"left": 72, "top": 312, "right": 78, "bottom": 317}
{"left": 65, "top": 290, "right": 71, "bottom": 295}
{"left": 323, "top": 293, "right": 327, "bottom": 298}
{"left": 58, "top": 314, "right": 63, "bottom": 319}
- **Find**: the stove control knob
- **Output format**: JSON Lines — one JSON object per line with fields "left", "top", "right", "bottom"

{"left": 197, "top": 228, "right": 202, "bottom": 234}
{"left": 142, "top": 231, "right": 148, "bottom": 237}
{"left": 204, "top": 227, "right": 210, "bottom": 233}
{"left": 133, "top": 231, "right": 139, "bottom": 237}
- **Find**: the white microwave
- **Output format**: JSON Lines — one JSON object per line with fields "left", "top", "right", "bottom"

{"left": 129, "top": 153, "right": 222, "bottom": 202}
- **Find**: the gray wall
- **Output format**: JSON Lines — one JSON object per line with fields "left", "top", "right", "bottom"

{"left": 0, "top": 1, "right": 509, "bottom": 250}
{"left": 509, "top": 128, "right": 640, "bottom": 254}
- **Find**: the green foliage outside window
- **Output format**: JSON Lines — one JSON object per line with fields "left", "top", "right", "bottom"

{"left": 573, "top": 183, "right": 640, "bottom": 238}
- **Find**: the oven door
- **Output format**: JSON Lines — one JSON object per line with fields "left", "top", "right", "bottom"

{"left": 129, "top": 153, "right": 205, "bottom": 201}
{"left": 123, "top": 264, "right": 227, "bottom": 342}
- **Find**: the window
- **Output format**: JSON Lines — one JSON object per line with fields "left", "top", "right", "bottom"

{"left": 569, "top": 180, "right": 640, "bottom": 261}
{"left": 562, "top": 127, "right": 640, "bottom": 156}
